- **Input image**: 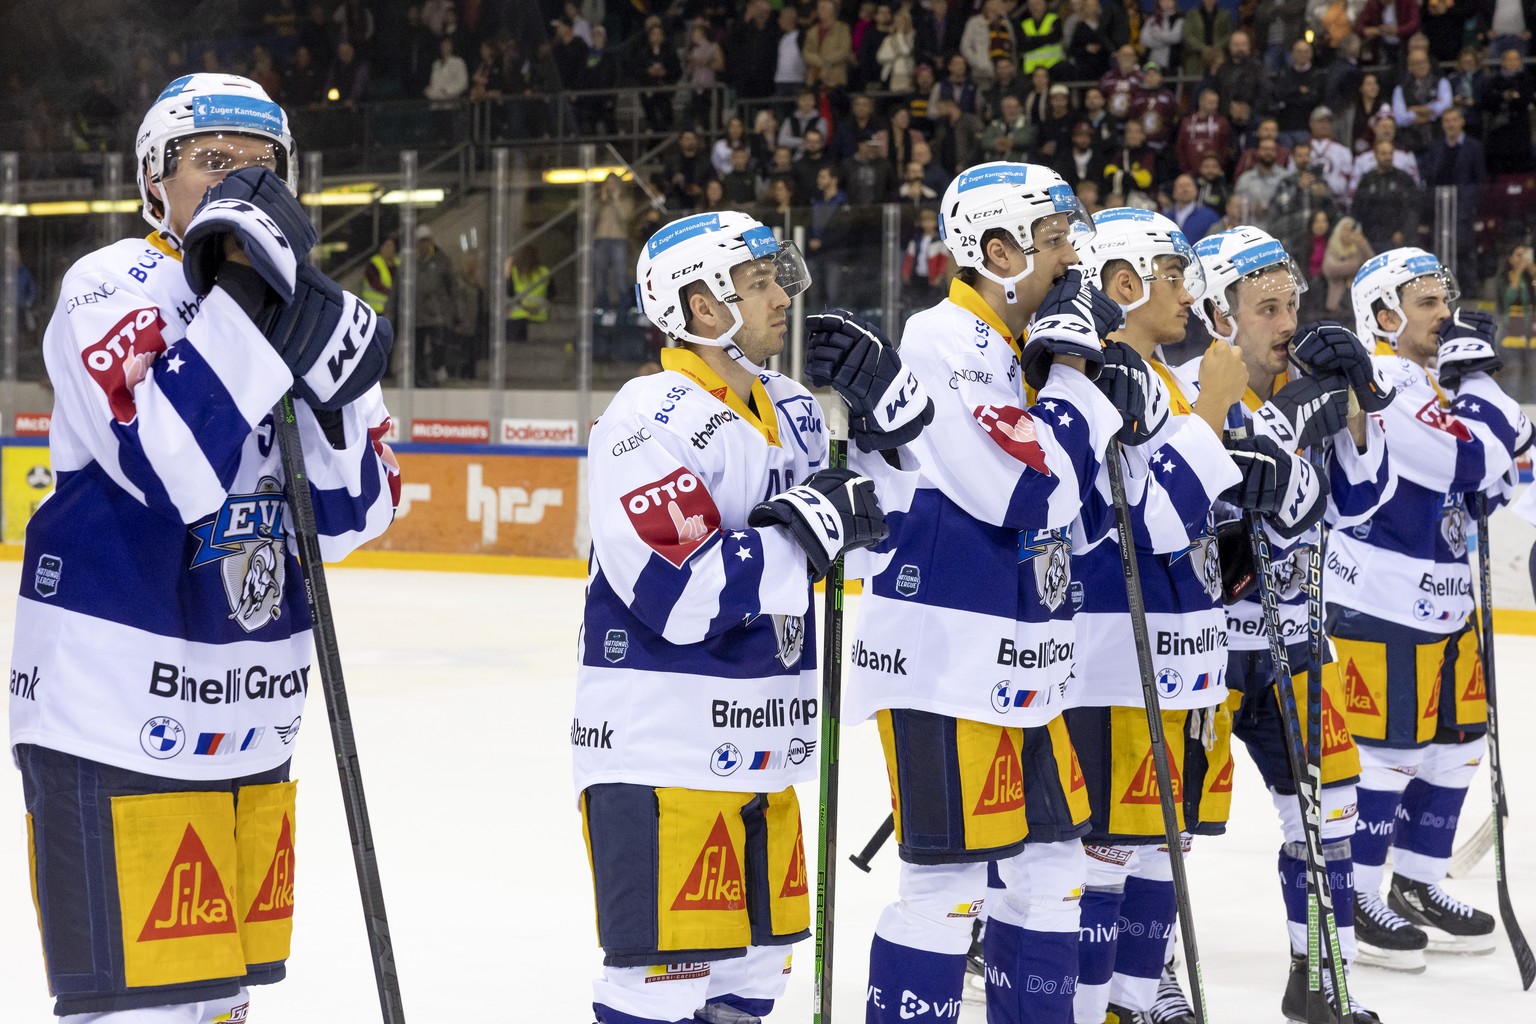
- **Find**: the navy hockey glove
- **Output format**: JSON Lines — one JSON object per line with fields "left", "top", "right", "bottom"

{"left": 182, "top": 166, "right": 317, "bottom": 305}
{"left": 1219, "top": 433, "right": 1293, "bottom": 516}
{"left": 1021, "top": 268, "right": 1119, "bottom": 389}
{"left": 748, "top": 467, "right": 889, "bottom": 581}
{"left": 804, "top": 308, "right": 935, "bottom": 452}
{"left": 1254, "top": 373, "right": 1351, "bottom": 450}
{"left": 1095, "top": 341, "right": 1165, "bottom": 446}
{"left": 1292, "top": 320, "right": 1394, "bottom": 412}
{"left": 264, "top": 264, "right": 394, "bottom": 411}
{"left": 1437, "top": 309, "right": 1503, "bottom": 390}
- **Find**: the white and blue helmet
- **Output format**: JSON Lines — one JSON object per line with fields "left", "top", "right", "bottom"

{"left": 635, "top": 211, "right": 810, "bottom": 365}
{"left": 1080, "top": 207, "right": 1205, "bottom": 316}
{"left": 1351, "top": 247, "right": 1460, "bottom": 348}
{"left": 135, "top": 74, "right": 297, "bottom": 238}
{"left": 938, "top": 161, "right": 1096, "bottom": 303}
{"left": 1192, "top": 226, "right": 1308, "bottom": 342}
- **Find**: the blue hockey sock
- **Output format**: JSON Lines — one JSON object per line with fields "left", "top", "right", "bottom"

{"left": 1074, "top": 886, "right": 1125, "bottom": 1021}
{"left": 1278, "top": 839, "right": 1358, "bottom": 959}
{"left": 866, "top": 934, "right": 967, "bottom": 1024}
{"left": 1108, "top": 876, "right": 1176, "bottom": 1012}
{"left": 1279, "top": 845, "right": 1309, "bottom": 949}
{"left": 1017, "top": 926, "right": 1079, "bottom": 1024}
{"left": 594, "top": 1005, "right": 692, "bottom": 1024}
{"left": 1392, "top": 778, "right": 1470, "bottom": 883}
{"left": 983, "top": 916, "right": 1025, "bottom": 1024}
{"left": 1351, "top": 787, "right": 1399, "bottom": 896}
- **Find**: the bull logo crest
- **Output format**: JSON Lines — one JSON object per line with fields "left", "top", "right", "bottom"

{"left": 1173, "top": 524, "right": 1223, "bottom": 602}
{"left": 773, "top": 614, "right": 805, "bottom": 669}
{"left": 189, "top": 476, "right": 288, "bottom": 633}
{"left": 1268, "top": 547, "right": 1308, "bottom": 602}
{"left": 1020, "top": 528, "right": 1072, "bottom": 611}
{"left": 1439, "top": 498, "right": 1468, "bottom": 559}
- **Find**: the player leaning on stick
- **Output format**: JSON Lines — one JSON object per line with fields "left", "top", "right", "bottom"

{"left": 1328, "top": 249, "right": 1532, "bottom": 969}
{"left": 1065, "top": 211, "right": 1313, "bottom": 1024}
{"left": 9, "top": 74, "right": 399, "bottom": 1022}
{"left": 574, "top": 211, "right": 913, "bottom": 1024}
{"left": 814, "top": 162, "right": 1155, "bottom": 1024}
{"left": 1192, "top": 226, "right": 1397, "bottom": 1022}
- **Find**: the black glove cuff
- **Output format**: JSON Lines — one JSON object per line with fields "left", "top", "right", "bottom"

{"left": 217, "top": 261, "right": 280, "bottom": 327}
{"left": 852, "top": 398, "right": 933, "bottom": 452}
{"left": 311, "top": 405, "right": 348, "bottom": 449}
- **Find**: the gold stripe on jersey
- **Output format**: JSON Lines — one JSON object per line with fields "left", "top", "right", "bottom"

{"left": 1150, "top": 361, "right": 1195, "bottom": 417}
{"left": 1045, "top": 714, "right": 1093, "bottom": 826}
{"left": 146, "top": 231, "right": 183, "bottom": 261}
{"left": 948, "top": 278, "right": 1024, "bottom": 364}
{"left": 659, "top": 348, "right": 781, "bottom": 448}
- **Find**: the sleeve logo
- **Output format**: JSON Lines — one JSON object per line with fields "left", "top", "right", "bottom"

{"left": 1414, "top": 397, "right": 1472, "bottom": 442}
{"left": 972, "top": 405, "right": 1052, "bottom": 474}
{"left": 621, "top": 467, "right": 720, "bottom": 568}
{"left": 83, "top": 307, "right": 169, "bottom": 423}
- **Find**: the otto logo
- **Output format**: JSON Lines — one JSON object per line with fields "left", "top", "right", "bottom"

{"left": 83, "top": 307, "right": 169, "bottom": 423}
{"left": 623, "top": 468, "right": 720, "bottom": 569}
{"left": 973, "top": 405, "right": 1052, "bottom": 474}
{"left": 140, "top": 716, "right": 186, "bottom": 759}
{"left": 710, "top": 742, "right": 742, "bottom": 777}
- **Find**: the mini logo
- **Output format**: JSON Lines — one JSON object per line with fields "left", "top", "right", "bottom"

{"left": 895, "top": 564, "right": 922, "bottom": 597}
{"left": 604, "top": 629, "right": 629, "bottom": 663}
{"left": 1156, "top": 667, "right": 1183, "bottom": 698}
{"left": 787, "top": 737, "right": 816, "bottom": 764}
{"left": 275, "top": 716, "right": 302, "bottom": 744}
{"left": 34, "top": 554, "right": 62, "bottom": 598}
{"left": 710, "top": 742, "right": 742, "bottom": 777}
{"left": 140, "top": 716, "right": 186, "bottom": 759}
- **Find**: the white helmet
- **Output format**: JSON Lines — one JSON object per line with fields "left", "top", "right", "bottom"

{"left": 1079, "top": 207, "right": 1205, "bottom": 316}
{"left": 634, "top": 211, "right": 810, "bottom": 369}
{"left": 938, "top": 161, "right": 1096, "bottom": 304}
{"left": 135, "top": 74, "right": 297, "bottom": 238}
{"left": 1192, "top": 226, "right": 1308, "bottom": 342}
{"left": 1351, "top": 247, "right": 1460, "bottom": 349}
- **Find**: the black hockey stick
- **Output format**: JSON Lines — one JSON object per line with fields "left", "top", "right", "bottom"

{"left": 1473, "top": 494, "right": 1536, "bottom": 990}
{"left": 814, "top": 421, "right": 848, "bottom": 1024}
{"left": 1105, "top": 449, "right": 1211, "bottom": 1024}
{"left": 850, "top": 814, "right": 895, "bottom": 872}
{"left": 274, "top": 395, "right": 407, "bottom": 1024}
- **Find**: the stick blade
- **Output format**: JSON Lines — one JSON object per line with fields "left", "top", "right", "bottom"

{"left": 1499, "top": 890, "right": 1536, "bottom": 989}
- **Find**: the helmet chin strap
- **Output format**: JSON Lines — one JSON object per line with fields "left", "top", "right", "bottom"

{"left": 676, "top": 303, "right": 768, "bottom": 376}
{"left": 976, "top": 250, "right": 1035, "bottom": 304}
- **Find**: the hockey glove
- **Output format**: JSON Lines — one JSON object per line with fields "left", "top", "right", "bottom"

{"left": 1214, "top": 518, "right": 1259, "bottom": 604}
{"left": 1253, "top": 373, "right": 1351, "bottom": 450}
{"left": 182, "top": 167, "right": 317, "bottom": 305}
{"left": 748, "top": 467, "right": 889, "bottom": 581}
{"left": 1095, "top": 341, "right": 1165, "bottom": 446}
{"left": 1437, "top": 309, "right": 1503, "bottom": 390}
{"left": 1292, "top": 320, "right": 1394, "bottom": 412}
{"left": 264, "top": 264, "right": 394, "bottom": 411}
{"left": 1219, "top": 433, "right": 1293, "bottom": 516}
{"left": 804, "top": 308, "right": 935, "bottom": 452}
{"left": 1021, "top": 268, "right": 1119, "bottom": 389}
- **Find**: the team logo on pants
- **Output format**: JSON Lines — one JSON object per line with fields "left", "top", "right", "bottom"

{"left": 188, "top": 476, "right": 288, "bottom": 633}
{"left": 1019, "top": 528, "right": 1071, "bottom": 611}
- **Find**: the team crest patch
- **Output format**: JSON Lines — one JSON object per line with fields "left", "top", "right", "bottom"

{"left": 1439, "top": 498, "right": 1468, "bottom": 558}
{"left": 1172, "top": 528, "right": 1223, "bottom": 601}
{"left": 772, "top": 614, "right": 804, "bottom": 669}
{"left": 1019, "top": 528, "right": 1071, "bottom": 611}
{"left": 188, "top": 476, "right": 288, "bottom": 633}
{"left": 1268, "top": 547, "right": 1307, "bottom": 602}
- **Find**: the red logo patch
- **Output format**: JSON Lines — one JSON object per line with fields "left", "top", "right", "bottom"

{"left": 622, "top": 467, "right": 721, "bottom": 568}
{"left": 83, "top": 307, "right": 168, "bottom": 424}
{"left": 1415, "top": 398, "right": 1472, "bottom": 442}
{"left": 973, "top": 405, "right": 1052, "bottom": 474}
{"left": 139, "top": 824, "right": 236, "bottom": 941}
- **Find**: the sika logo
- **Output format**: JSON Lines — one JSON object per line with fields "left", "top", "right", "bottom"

{"left": 139, "top": 824, "right": 236, "bottom": 941}
{"left": 780, "top": 819, "right": 808, "bottom": 898}
{"left": 672, "top": 813, "right": 745, "bottom": 911}
{"left": 974, "top": 731, "right": 1025, "bottom": 814}
{"left": 1122, "top": 749, "right": 1182, "bottom": 804}
{"left": 245, "top": 814, "right": 295, "bottom": 923}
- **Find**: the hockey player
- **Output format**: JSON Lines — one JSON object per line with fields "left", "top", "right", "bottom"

{"left": 825, "top": 162, "right": 1158, "bottom": 1024}
{"left": 575, "top": 210, "right": 909, "bottom": 1024}
{"left": 1328, "top": 248, "right": 1532, "bottom": 968}
{"left": 1193, "top": 226, "right": 1397, "bottom": 1022}
{"left": 1067, "top": 211, "right": 1324, "bottom": 1024}
{"left": 9, "top": 74, "right": 398, "bottom": 1022}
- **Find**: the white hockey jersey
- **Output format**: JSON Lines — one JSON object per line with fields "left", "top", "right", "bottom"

{"left": 10, "top": 234, "right": 398, "bottom": 780}
{"left": 842, "top": 280, "right": 1121, "bottom": 728}
{"left": 573, "top": 348, "right": 826, "bottom": 797}
{"left": 1326, "top": 350, "right": 1529, "bottom": 633}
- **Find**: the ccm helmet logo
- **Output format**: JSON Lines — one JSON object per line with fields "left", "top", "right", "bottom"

{"left": 972, "top": 204, "right": 1006, "bottom": 219}
{"left": 671, "top": 261, "right": 705, "bottom": 279}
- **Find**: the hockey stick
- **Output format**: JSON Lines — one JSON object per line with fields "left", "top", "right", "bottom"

{"left": 273, "top": 395, "right": 407, "bottom": 1024}
{"left": 814, "top": 406, "right": 849, "bottom": 1024}
{"left": 1448, "top": 812, "right": 1495, "bottom": 878}
{"left": 1473, "top": 494, "right": 1536, "bottom": 990}
{"left": 849, "top": 813, "right": 895, "bottom": 873}
{"left": 1104, "top": 449, "right": 1211, "bottom": 1024}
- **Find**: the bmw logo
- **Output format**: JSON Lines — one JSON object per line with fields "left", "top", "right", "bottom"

{"left": 1156, "top": 668, "right": 1183, "bottom": 698}
{"left": 710, "top": 742, "right": 742, "bottom": 777}
{"left": 140, "top": 717, "right": 186, "bottom": 759}
{"left": 1413, "top": 598, "right": 1436, "bottom": 621}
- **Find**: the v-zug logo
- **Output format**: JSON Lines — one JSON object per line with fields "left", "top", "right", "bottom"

{"left": 188, "top": 476, "right": 288, "bottom": 633}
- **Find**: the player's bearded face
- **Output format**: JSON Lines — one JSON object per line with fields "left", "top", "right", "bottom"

{"left": 1233, "top": 270, "right": 1299, "bottom": 378}
{"left": 156, "top": 133, "right": 282, "bottom": 237}
{"left": 729, "top": 259, "right": 791, "bottom": 363}
{"left": 1395, "top": 276, "right": 1451, "bottom": 364}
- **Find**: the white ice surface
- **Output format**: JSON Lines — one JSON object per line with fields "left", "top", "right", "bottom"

{"left": 1, "top": 562, "right": 1533, "bottom": 1022}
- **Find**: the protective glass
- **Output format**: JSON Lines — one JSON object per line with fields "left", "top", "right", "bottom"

{"left": 1169, "top": 231, "right": 1208, "bottom": 300}
{"left": 1405, "top": 267, "right": 1460, "bottom": 306}
{"left": 1029, "top": 188, "right": 1097, "bottom": 254}
{"left": 164, "top": 134, "right": 282, "bottom": 180}
{"left": 729, "top": 242, "right": 811, "bottom": 302}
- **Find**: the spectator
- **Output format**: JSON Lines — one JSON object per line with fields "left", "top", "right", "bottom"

{"left": 1300, "top": 209, "right": 1334, "bottom": 314}
{"left": 1018, "top": 0, "right": 1066, "bottom": 75}
{"left": 420, "top": 0, "right": 455, "bottom": 39}
{"left": 749, "top": 109, "right": 781, "bottom": 174}
{"left": 1392, "top": 48, "right": 1452, "bottom": 153}
{"left": 361, "top": 234, "right": 398, "bottom": 316}
{"left": 1267, "top": 150, "right": 1341, "bottom": 255}
{"left": 505, "top": 242, "right": 552, "bottom": 345}
{"left": 1142, "top": 0, "right": 1185, "bottom": 73}
{"left": 1212, "top": 30, "right": 1270, "bottom": 115}
{"left": 1497, "top": 246, "right": 1535, "bottom": 384}
{"left": 1099, "top": 44, "right": 1145, "bottom": 124}
{"left": 910, "top": 137, "right": 951, "bottom": 193}
{"left": 425, "top": 36, "right": 468, "bottom": 101}
{"left": 902, "top": 206, "right": 949, "bottom": 307}
{"left": 1228, "top": 98, "right": 1259, "bottom": 154}
{"left": 592, "top": 173, "right": 633, "bottom": 313}
{"left": 1164, "top": 173, "right": 1221, "bottom": 240}
{"left": 72, "top": 76, "right": 121, "bottom": 152}
{"left": 854, "top": 3, "right": 893, "bottom": 91}
{"left": 758, "top": 175, "right": 798, "bottom": 230}
{"left": 449, "top": 254, "right": 484, "bottom": 380}
{"left": 722, "top": 147, "right": 761, "bottom": 204}
{"left": 793, "top": 128, "right": 836, "bottom": 203}
{"left": 659, "top": 129, "right": 713, "bottom": 210}
{"left": 1447, "top": 46, "right": 1488, "bottom": 137}
{"left": 1254, "top": 0, "right": 1309, "bottom": 74}
{"left": 888, "top": 105, "right": 919, "bottom": 170}
{"left": 1323, "top": 34, "right": 1365, "bottom": 114}
{"left": 334, "top": 0, "right": 376, "bottom": 57}
{"left": 1133, "top": 63, "right": 1178, "bottom": 153}
{"left": 323, "top": 40, "right": 369, "bottom": 106}
{"left": 249, "top": 45, "right": 282, "bottom": 100}
{"left": 1212, "top": 191, "right": 1255, "bottom": 233}
{"left": 713, "top": 116, "right": 749, "bottom": 176}
{"left": 699, "top": 177, "right": 729, "bottom": 212}
{"left": 984, "top": 94, "right": 1035, "bottom": 161}
{"left": 300, "top": 4, "right": 335, "bottom": 66}
{"left": 726, "top": 0, "right": 780, "bottom": 100}
{"left": 898, "top": 159, "right": 940, "bottom": 206}
{"left": 1195, "top": 152, "right": 1231, "bottom": 212}
{"left": 1038, "top": 82, "right": 1078, "bottom": 161}
{"left": 1080, "top": 85, "right": 1115, "bottom": 148}
{"left": 1489, "top": 0, "right": 1535, "bottom": 59}
{"left": 931, "top": 96, "right": 985, "bottom": 176}
{"left": 878, "top": 8, "right": 918, "bottom": 92}
{"left": 1068, "top": 0, "right": 1116, "bottom": 81}
{"left": 1076, "top": 177, "right": 1105, "bottom": 215}
{"left": 1023, "top": 66, "right": 1054, "bottom": 126}
{"left": 1305, "top": 107, "right": 1355, "bottom": 201}
{"left": 1352, "top": 138, "right": 1423, "bottom": 250}
{"left": 808, "top": 164, "right": 853, "bottom": 306}
{"left": 1337, "top": 72, "right": 1386, "bottom": 156}
{"left": 1181, "top": 0, "right": 1233, "bottom": 81}
{"left": 767, "top": 144, "right": 796, "bottom": 186}
{"left": 1233, "top": 136, "right": 1289, "bottom": 215}
{"left": 774, "top": 5, "right": 807, "bottom": 97}
{"left": 841, "top": 136, "right": 897, "bottom": 204}
{"left": 931, "top": 53, "right": 979, "bottom": 116}
{"left": 1176, "top": 88, "right": 1232, "bottom": 175}
{"left": 962, "top": 0, "right": 1015, "bottom": 86}
{"left": 1273, "top": 39, "right": 1323, "bottom": 143}
{"left": 1419, "top": 106, "right": 1486, "bottom": 273}
{"left": 803, "top": 0, "right": 854, "bottom": 89}
{"left": 412, "top": 225, "right": 456, "bottom": 384}
{"left": 780, "top": 88, "right": 829, "bottom": 155}
{"left": 910, "top": 62, "right": 939, "bottom": 126}
{"left": 683, "top": 19, "right": 723, "bottom": 129}
{"left": 400, "top": 5, "right": 436, "bottom": 98}
{"left": 1322, "top": 216, "right": 1373, "bottom": 318}
{"left": 1484, "top": 46, "right": 1535, "bottom": 175}
{"left": 577, "top": 26, "right": 620, "bottom": 135}
{"left": 283, "top": 45, "right": 323, "bottom": 106}
{"left": 1105, "top": 119, "right": 1158, "bottom": 196}
{"left": 633, "top": 21, "right": 680, "bottom": 132}
{"left": 832, "top": 93, "right": 888, "bottom": 161}
{"left": 561, "top": 0, "right": 593, "bottom": 47}
{"left": 982, "top": 54, "right": 1027, "bottom": 121}
{"left": 1053, "top": 120, "right": 1109, "bottom": 188}
{"left": 1356, "top": 0, "right": 1422, "bottom": 65}
{"left": 917, "top": 0, "right": 966, "bottom": 68}
{"left": 1232, "top": 117, "right": 1291, "bottom": 177}
{"left": 1346, "top": 114, "right": 1420, "bottom": 201}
